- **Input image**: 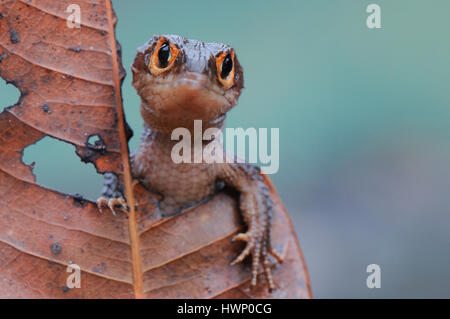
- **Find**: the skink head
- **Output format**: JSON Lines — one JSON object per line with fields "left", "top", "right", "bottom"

{"left": 132, "top": 34, "right": 244, "bottom": 133}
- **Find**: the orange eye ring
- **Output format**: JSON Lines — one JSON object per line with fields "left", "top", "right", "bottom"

{"left": 215, "top": 50, "right": 235, "bottom": 89}
{"left": 149, "top": 37, "right": 180, "bottom": 76}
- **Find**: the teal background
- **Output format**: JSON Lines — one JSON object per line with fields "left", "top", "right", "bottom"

{"left": 1, "top": 0, "right": 449, "bottom": 297}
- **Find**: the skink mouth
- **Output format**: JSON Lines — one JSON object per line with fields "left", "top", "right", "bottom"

{"left": 146, "top": 71, "right": 231, "bottom": 105}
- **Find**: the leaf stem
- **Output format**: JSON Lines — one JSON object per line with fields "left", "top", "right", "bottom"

{"left": 105, "top": 0, "right": 143, "bottom": 299}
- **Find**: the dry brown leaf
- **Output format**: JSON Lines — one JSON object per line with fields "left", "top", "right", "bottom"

{"left": 0, "top": 0, "right": 311, "bottom": 298}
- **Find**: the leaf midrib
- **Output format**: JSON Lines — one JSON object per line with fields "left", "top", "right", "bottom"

{"left": 105, "top": 0, "right": 143, "bottom": 299}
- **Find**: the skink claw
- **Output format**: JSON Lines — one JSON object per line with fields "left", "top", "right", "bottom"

{"left": 97, "top": 196, "right": 129, "bottom": 215}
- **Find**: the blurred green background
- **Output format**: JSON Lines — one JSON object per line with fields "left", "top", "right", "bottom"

{"left": 1, "top": 0, "right": 449, "bottom": 298}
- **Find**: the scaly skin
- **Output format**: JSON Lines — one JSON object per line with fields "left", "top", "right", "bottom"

{"left": 97, "top": 34, "right": 282, "bottom": 291}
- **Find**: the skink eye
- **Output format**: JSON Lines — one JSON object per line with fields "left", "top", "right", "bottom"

{"left": 220, "top": 54, "right": 233, "bottom": 79}
{"left": 149, "top": 37, "right": 180, "bottom": 76}
{"left": 215, "top": 50, "right": 235, "bottom": 89}
{"left": 158, "top": 42, "right": 171, "bottom": 68}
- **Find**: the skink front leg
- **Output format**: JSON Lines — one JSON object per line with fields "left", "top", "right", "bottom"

{"left": 217, "top": 163, "right": 283, "bottom": 291}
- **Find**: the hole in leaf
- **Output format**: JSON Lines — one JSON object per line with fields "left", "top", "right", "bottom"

{"left": 86, "top": 134, "right": 106, "bottom": 152}
{"left": 0, "top": 77, "right": 21, "bottom": 112}
{"left": 23, "top": 136, "right": 104, "bottom": 201}
{"left": 87, "top": 134, "right": 101, "bottom": 146}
